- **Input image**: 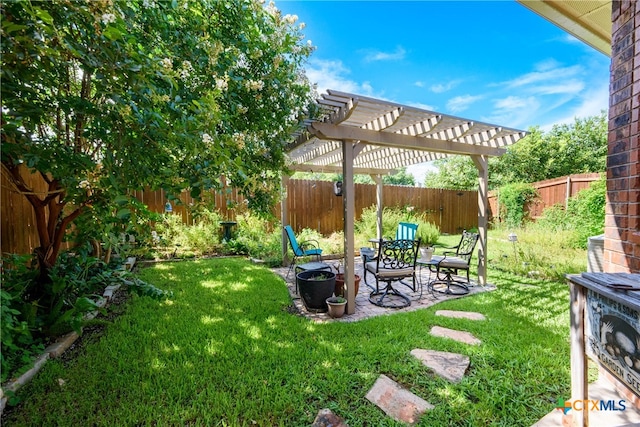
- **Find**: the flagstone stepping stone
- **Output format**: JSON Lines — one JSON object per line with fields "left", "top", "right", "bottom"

{"left": 312, "top": 408, "right": 348, "bottom": 427}
{"left": 410, "top": 349, "right": 470, "bottom": 383}
{"left": 365, "top": 374, "right": 434, "bottom": 425}
{"left": 435, "top": 310, "right": 486, "bottom": 321}
{"left": 430, "top": 326, "right": 481, "bottom": 345}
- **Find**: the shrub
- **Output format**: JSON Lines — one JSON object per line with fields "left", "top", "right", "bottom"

{"left": 153, "top": 210, "right": 222, "bottom": 257}
{"left": 0, "top": 245, "right": 170, "bottom": 382}
{"left": 531, "top": 177, "right": 605, "bottom": 249}
{"left": 233, "top": 213, "right": 282, "bottom": 265}
{"left": 566, "top": 177, "right": 605, "bottom": 248}
{"left": 415, "top": 219, "right": 440, "bottom": 246}
{"left": 498, "top": 183, "right": 538, "bottom": 228}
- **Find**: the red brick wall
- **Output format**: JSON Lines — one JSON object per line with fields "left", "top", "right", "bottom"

{"left": 605, "top": 0, "right": 640, "bottom": 273}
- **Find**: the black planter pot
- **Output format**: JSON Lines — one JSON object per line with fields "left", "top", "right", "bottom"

{"left": 296, "top": 270, "right": 336, "bottom": 312}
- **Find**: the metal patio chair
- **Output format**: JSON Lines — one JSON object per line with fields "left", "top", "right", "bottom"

{"left": 364, "top": 238, "right": 421, "bottom": 308}
{"left": 430, "top": 230, "right": 479, "bottom": 295}
{"left": 284, "top": 225, "right": 323, "bottom": 278}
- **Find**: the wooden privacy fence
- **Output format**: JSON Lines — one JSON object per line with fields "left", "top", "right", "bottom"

{"left": 1, "top": 166, "right": 479, "bottom": 256}
{"left": 285, "top": 180, "right": 477, "bottom": 236}
{"left": 488, "top": 172, "right": 602, "bottom": 221}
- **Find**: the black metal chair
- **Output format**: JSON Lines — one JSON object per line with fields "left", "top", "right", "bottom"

{"left": 364, "top": 238, "right": 421, "bottom": 308}
{"left": 431, "top": 230, "right": 479, "bottom": 295}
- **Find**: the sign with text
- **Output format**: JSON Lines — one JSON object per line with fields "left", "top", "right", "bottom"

{"left": 586, "top": 289, "right": 640, "bottom": 397}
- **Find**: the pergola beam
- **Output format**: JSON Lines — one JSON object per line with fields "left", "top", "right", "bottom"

{"left": 288, "top": 163, "right": 392, "bottom": 176}
{"left": 310, "top": 122, "right": 507, "bottom": 157}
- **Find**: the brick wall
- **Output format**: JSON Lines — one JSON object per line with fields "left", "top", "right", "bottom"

{"left": 605, "top": 0, "right": 640, "bottom": 273}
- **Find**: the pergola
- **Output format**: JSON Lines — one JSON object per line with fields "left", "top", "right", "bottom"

{"left": 283, "top": 90, "right": 527, "bottom": 314}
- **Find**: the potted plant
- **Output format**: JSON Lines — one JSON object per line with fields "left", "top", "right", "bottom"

{"left": 296, "top": 269, "right": 336, "bottom": 312}
{"left": 333, "top": 262, "right": 361, "bottom": 298}
{"left": 326, "top": 296, "right": 347, "bottom": 318}
{"left": 416, "top": 221, "right": 440, "bottom": 261}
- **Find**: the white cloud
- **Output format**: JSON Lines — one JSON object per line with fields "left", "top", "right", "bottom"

{"left": 447, "top": 94, "right": 483, "bottom": 113}
{"left": 408, "top": 102, "right": 436, "bottom": 111}
{"left": 305, "top": 58, "right": 375, "bottom": 96}
{"left": 363, "top": 46, "right": 406, "bottom": 62}
{"left": 538, "top": 79, "right": 609, "bottom": 130}
{"left": 481, "top": 96, "right": 541, "bottom": 128}
{"left": 494, "top": 96, "right": 530, "bottom": 110}
{"left": 430, "top": 79, "right": 461, "bottom": 94}
{"left": 414, "top": 81, "right": 425, "bottom": 88}
{"left": 532, "top": 81, "right": 585, "bottom": 95}
{"left": 500, "top": 63, "right": 583, "bottom": 89}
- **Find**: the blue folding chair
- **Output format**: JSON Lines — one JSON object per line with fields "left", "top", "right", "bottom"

{"left": 284, "top": 225, "right": 323, "bottom": 278}
{"left": 395, "top": 222, "right": 418, "bottom": 240}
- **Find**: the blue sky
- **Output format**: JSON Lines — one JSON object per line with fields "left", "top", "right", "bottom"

{"left": 276, "top": 0, "right": 611, "bottom": 181}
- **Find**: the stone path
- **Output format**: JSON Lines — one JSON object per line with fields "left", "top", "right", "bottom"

{"left": 365, "top": 374, "right": 434, "bottom": 425}
{"left": 275, "top": 257, "right": 493, "bottom": 425}
{"left": 410, "top": 349, "right": 470, "bottom": 383}
{"left": 363, "top": 309, "right": 486, "bottom": 424}
{"left": 430, "top": 325, "right": 482, "bottom": 346}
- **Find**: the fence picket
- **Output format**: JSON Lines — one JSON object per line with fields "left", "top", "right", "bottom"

{"left": 2, "top": 166, "right": 599, "bottom": 256}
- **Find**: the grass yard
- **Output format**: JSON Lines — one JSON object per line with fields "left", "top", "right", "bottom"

{"left": 3, "top": 257, "right": 574, "bottom": 426}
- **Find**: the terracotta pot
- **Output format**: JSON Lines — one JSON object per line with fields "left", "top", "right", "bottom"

{"left": 335, "top": 273, "right": 361, "bottom": 297}
{"left": 326, "top": 297, "right": 347, "bottom": 318}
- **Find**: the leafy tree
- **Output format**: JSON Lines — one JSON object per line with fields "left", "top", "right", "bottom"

{"left": 1, "top": 0, "right": 315, "bottom": 285}
{"left": 423, "top": 112, "right": 608, "bottom": 190}
{"left": 383, "top": 167, "right": 415, "bottom": 186}
{"left": 423, "top": 155, "right": 479, "bottom": 190}
{"left": 292, "top": 167, "right": 415, "bottom": 186}
{"left": 490, "top": 112, "right": 607, "bottom": 187}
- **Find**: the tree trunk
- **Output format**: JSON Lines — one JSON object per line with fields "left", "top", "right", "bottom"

{"left": 3, "top": 163, "right": 84, "bottom": 296}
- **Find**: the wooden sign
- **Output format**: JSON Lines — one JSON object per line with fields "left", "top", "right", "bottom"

{"left": 585, "top": 288, "right": 640, "bottom": 397}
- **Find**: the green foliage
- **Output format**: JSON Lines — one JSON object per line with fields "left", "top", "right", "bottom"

{"left": 423, "top": 112, "right": 607, "bottom": 190}
{"left": 533, "top": 177, "right": 606, "bottom": 249}
{"left": 498, "top": 183, "right": 538, "bottom": 228}
{"left": 490, "top": 112, "right": 607, "bottom": 188}
{"left": 122, "top": 277, "right": 173, "bottom": 301}
{"left": 4, "top": 257, "right": 574, "bottom": 426}
{"left": 383, "top": 167, "right": 415, "bottom": 186}
{"left": 0, "top": 255, "right": 43, "bottom": 383}
{"left": 423, "top": 155, "right": 478, "bottom": 190}
{"left": 415, "top": 219, "right": 440, "bottom": 246}
{"left": 1, "top": 0, "right": 316, "bottom": 279}
{"left": 152, "top": 211, "right": 222, "bottom": 257}
{"left": 233, "top": 212, "right": 283, "bottom": 265}
{"left": 354, "top": 205, "right": 440, "bottom": 248}
{"left": 487, "top": 227, "right": 586, "bottom": 281}
{"left": 0, "top": 245, "right": 170, "bottom": 382}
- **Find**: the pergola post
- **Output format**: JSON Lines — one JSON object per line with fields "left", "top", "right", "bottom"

{"left": 472, "top": 155, "right": 488, "bottom": 286}
{"left": 373, "top": 174, "right": 384, "bottom": 240}
{"left": 342, "top": 140, "right": 356, "bottom": 314}
{"left": 281, "top": 173, "right": 290, "bottom": 267}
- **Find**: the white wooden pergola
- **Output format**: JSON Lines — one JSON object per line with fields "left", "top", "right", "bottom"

{"left": 283, "top": 90, "right": 527, "bottom": 314}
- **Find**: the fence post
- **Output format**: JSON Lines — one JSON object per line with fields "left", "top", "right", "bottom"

{"left": 565, "top": 175, "right": 572, "bottom": 210}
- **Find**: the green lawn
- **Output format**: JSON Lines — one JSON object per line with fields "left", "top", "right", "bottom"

{"left": 4, "top": 257, "right": 573, "bottom": 426}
